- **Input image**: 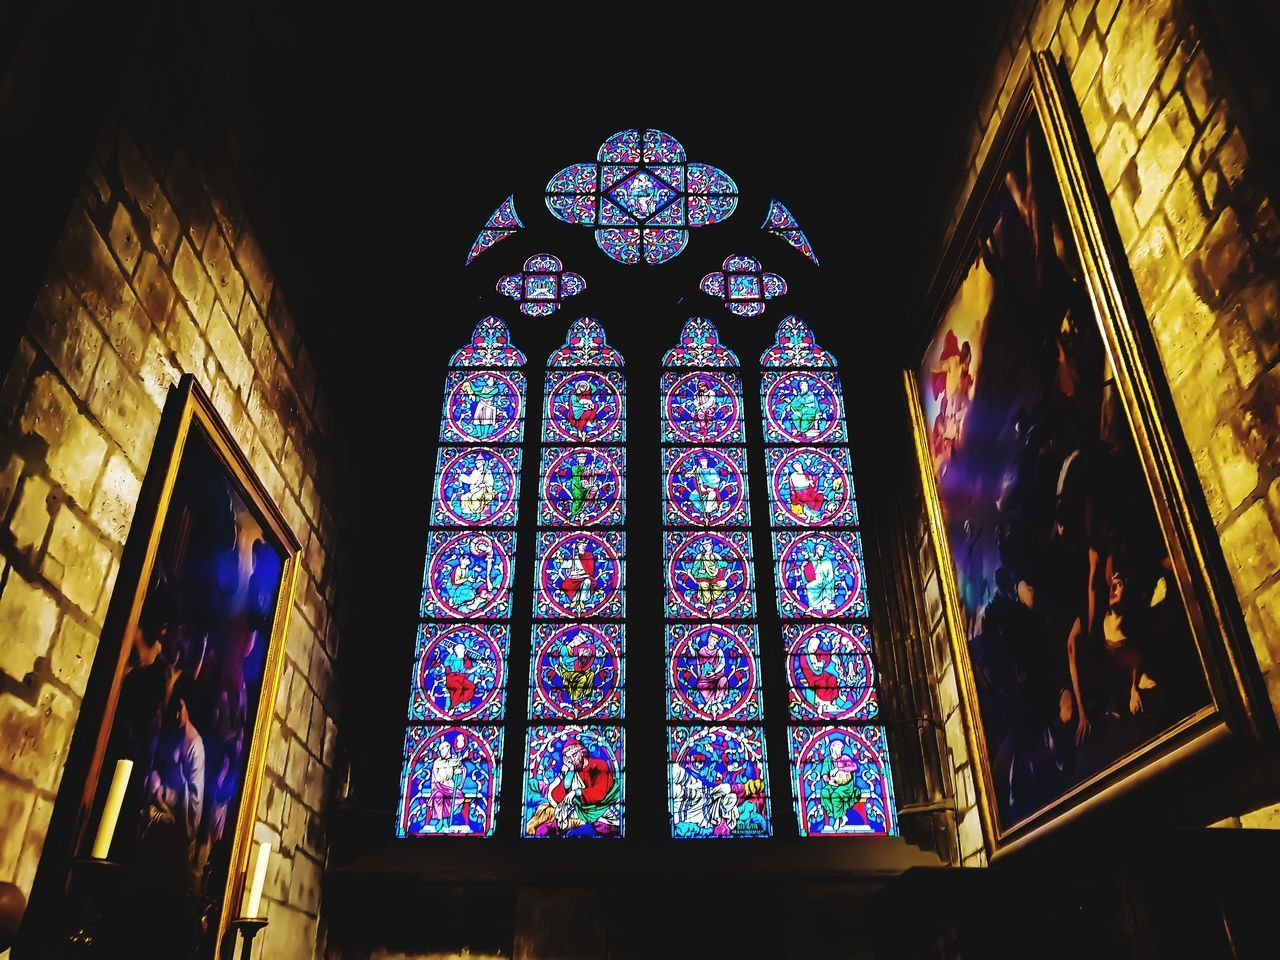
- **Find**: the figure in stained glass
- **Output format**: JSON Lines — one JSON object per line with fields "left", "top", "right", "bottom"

{"left": 543, "top": 371, "right": 625, "bottom": 444}
{"left": 789, "top": 726, "right": 896, "bottom": 836}
{"left": 410, "top": 623, "right": 508, "bottom": 722}
{"left": 421, "top": 531, "right": 514, "bottom": 619}
{"left": 432, "top": 447, "right": 521, "bottom": 527}
{"left": 668, "top": 726, "right": 770, "bottom": 838}
{"left": 664, "top": 531, "right": 753, "bottom": 619}
{"left": 442, "top": 370, "right": 525, "bottom": 444}
{"left": 530, "top": 624, "right": 624, "bottom": 721}
{"left": 784, "top": 624, "right": 877, "bottom": 721}
{"left": 773, "top": 530, "right": 866, "bottom": 619}
{"left": 398, "top": 726, "right": 502, "bottom": 837}
{"left": 535, "top": 531, "right": 624, "bottom": 619}
{"left": 523, "top": 726, "right": 624, "bottom": 838}
{"left": 760, "top": 370, "right": 845, "bottom": 444}
{"left": 662, "top": 447, "right": 749, "bottom": 526}
{"left": 666, "top": 624, "right": 761, "bottom": 721}
{"left": 661, "top": 371, "right": 742, "bottom": 444}
{"left": 766, "top": 446, "right": 856, "bottom": 527}
{"left": 540, "top": 447, "right": 624, "bottom": 526}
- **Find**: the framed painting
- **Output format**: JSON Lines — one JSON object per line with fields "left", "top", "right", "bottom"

{"left": 28, "top": 375, "right": 301, "bottom": 957}
{"left": 907, "top": 54, "right": 1268, "bottom": 856}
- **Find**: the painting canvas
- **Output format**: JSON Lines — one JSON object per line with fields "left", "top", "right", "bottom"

{"left": 51, "top": 377, "right": 300, "bottom": 958}
{"left": 911, "top": 60, "right": 1236, "bottom": 850}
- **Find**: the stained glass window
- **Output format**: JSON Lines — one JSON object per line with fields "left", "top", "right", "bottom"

{"left": 545, "top": 129, "right": 739, "bottom": 265}
{"left": 466, "top": 195, "right": 523, "bottom": 265}
{"left": 662, "top": 319, "right": 771, "bottom": 837}
{"left": 699, "top": 255, "right": 788, "bottom": 317}
{"left": 497, "top": 253, "right": 586, "bottom": 317}
{"left": 761, "top": 316, "right": 897, "bottom": 837}
{"left": 400, "top": 317, "right": 526, "bottom": 837}
{"left": 762, "top": 198, "right": 819, "bottom": 266}
{"left": 523, "top": 318, "right": 626, "bottom": 837}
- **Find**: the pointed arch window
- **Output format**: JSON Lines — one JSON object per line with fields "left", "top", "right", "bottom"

{"left": 398, "top": 317, "right": 527, "bottom": 837}
{"left": 761, "top": 316, "right": 898, "bottom": 836}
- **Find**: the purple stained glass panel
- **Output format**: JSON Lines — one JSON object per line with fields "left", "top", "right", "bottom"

{"left": 661, "top": 445, "right": 750, "bottom": 527}
{"left": 772, "top": 529, "right": 868, "bottom": 619}
{"left": 397, "top": 725, "right": 503, "bottom": 837}
{"left": 789, "top": 726, "right": 896, "bottom": 836}
{"left": 660, "top": 370, "right": 743, "bottom": 444}
{"left": 430, "top": 446, "right": 522, "bottom": 528}
{"left": 665, "top": 623, "right": 761, "bottom": 722}
{"left": 765, "top": 445, "right": 858, "bottom": 528}
{"left": 784, "top": 623, "right": 878, "bottom": 722}
{"left": 663, "top": 530, "right": 755, "bottom": 620}
{"left": 667, "top": 725, "right": 771, "bottom": 838}
{"left": 409, "top": 623, "right": 509, "bottom": 723}
{"left": 538, "top": 446, "right": 625, "bottom": 527}
{"left": 542, "top": 370, "right": 626, "bottom": 444}
{"left": 760, "top": 370, "right": 846, "bottom": 444}
{"left": 440, "top": 369, "right": 526, "bottom": 445}
{"left": 522, "top": 725, "right": 624, "bottom": 838}
{"left": 528, "top": 623, "right": 624, "bottom": 721}
{"left": 534, "top": 530, "right": 625, "bottom": 620}
{"left": 420, "top": 530, "right": 516, "bottom": 620}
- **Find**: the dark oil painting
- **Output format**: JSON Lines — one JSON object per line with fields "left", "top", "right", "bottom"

{"left": 918, "top": 117, "right": 1211, "bottom": 837}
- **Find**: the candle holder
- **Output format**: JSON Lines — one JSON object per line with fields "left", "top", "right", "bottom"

{"left": 62, "top": 857, "right": 122, "bottom": 957}
{"left": 229, "top": 916, "right": 269, "bottom": 959}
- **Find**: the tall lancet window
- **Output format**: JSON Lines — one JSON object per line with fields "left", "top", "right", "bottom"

{"left": 662, "top": 318, "right": 771, "bottom": 838}
{"left": 761, "top": 316, "right": 898, "bottom": 836}
{"left": 522, "top": 318, "right": 627, "bottom": 838}
{"left": 398, "top": 317, "right": 527, "bottom": 837}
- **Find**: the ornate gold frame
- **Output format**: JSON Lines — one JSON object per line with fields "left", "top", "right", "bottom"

{"left": 906, "top": 53, "right": 1269, "bottom": 858}
{"left": 36, "top": 374, "right": 300, "bottom": 957}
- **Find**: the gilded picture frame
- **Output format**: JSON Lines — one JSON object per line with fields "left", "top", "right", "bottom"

{"left": 26, "top": 375, "right": 300, "bottom": 958}
{"left": 906, "top": 53, "right": 1268, "bottom": 857}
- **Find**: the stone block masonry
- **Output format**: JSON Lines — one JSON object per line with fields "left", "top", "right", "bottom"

{"left": 902, "top": 0, "right": 1280, "bottom": 863}
{"left": 0, "top": 74, "right": 343, "bottom": 960}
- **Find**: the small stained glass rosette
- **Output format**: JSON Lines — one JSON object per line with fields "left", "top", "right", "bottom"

{"left": 699, "top": 255, "right": 787, "bottom": 317}
{"left": 496, "top": 254, "right": 586, "bottom": 317}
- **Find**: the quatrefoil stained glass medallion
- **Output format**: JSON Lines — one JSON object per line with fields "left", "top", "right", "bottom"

{"left": 699, "top": 255, "right": 787, "bottom": 317}
{"left": 497, "top": 254, "right": 586, "bottom": 317}
{"left": 545, "top": 129, "right": 739, "bottom": 266}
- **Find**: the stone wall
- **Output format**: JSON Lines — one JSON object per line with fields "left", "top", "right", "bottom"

{"left": 907, "top": 0, "right": 1280, "bottom": 863}
{"left": 0, "top": 64, "right": 342, "bottom": 959}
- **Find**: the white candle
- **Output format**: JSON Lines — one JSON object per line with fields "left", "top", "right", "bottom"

{"left": 90, "top": 759, "right": 133, "bottom": 859}
{"left": 243, "top": 841, "right": 271, "bottom": 917}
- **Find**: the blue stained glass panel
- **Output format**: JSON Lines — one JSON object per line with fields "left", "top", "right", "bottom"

{"left": 448, "top": 316, "right": 526, "bottom": 368}
{"left": 759, "top": 370, "right": 846, "bottom": 444}
{"left": 789, "top": 726, "right": 897, "bottom": 836}
{"left": 765, "top": 445, "right": 858, "bottom": 528}
{"left": 784, "top": 623, "right": 878, "bottom": 721}
{"left": 542, "top": 370, "right": 626, "bottom": 444}
{"left": 534, "top": 530, "right": 626, "bottom": 620}
{"left": 661, "top": 445, "right": 750, "bottom": 527}
{"left": 420, "top": 530, "right": 517, "bottom": 620}
{"left": 665, "top": 623, "right": 761, "bottom": 722}
{"left": 661, "top": 318, "right": 740, "bottom": 368}
{"left": 668, "top": 725, "right": 771, "bottom": 838}
{"left": 660, "top": 370, "right": 744, "bottom": 444}
{"left": 409, "top": 623, "right": 509, "bottom": 723}
{"left": 528, "top": 623, "right": 624, "bottom": 721}
{"left": 547, "top": 318, "right": 624, "bottom": 368}
{"left": 397, "top": 725, "right": 503, "bottom": 837}
{"left": 440, "top": 369, "right": 526, "bottom": 445}
{"left": 523, "top": 725, "right": 624, "bottom": 838}
{"left": 772, "top": 530, "right": 868, "bottom": 619}
{"left": 538, "top": 446, "right": 626, "bottom": 527}
{"left": 663, "top": 530, "right": 755, "bottom": 620}
{"left": 430, "top": 446, "right": 522, "bottom": 528}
